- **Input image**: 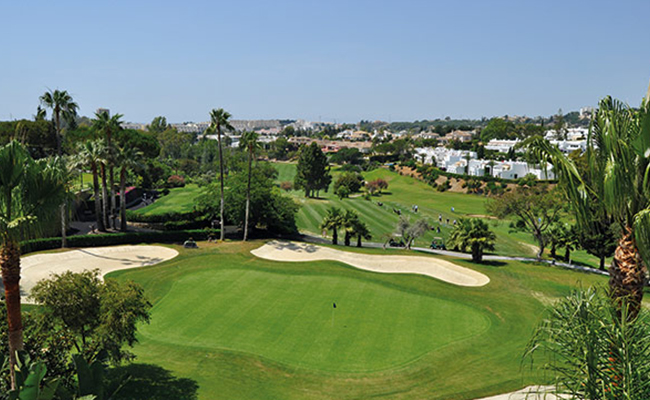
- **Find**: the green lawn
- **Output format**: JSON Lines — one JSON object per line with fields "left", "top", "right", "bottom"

{"left": 109, "top": 240, "right": 608, "bottom": 400}
{"left": 132, "top": 184, "right": 202, "bottom": 215}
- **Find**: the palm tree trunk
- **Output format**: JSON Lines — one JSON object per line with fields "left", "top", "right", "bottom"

{"left": 60, "top": 203, "right": 67, "bottom": 248}
{"left": 472, "top": 244, "right": 482, "bottom": 263}
{"left": 93, "top": 165, "right": 105, "bottom": 232}
{"left": 55, "top": 111, "right": 67, "bottom": 248}
{"left": 110, "top": 166, "right": 117, "bottom": 229}
{"left": 218, "top": 129, "right": 225, "bottom": 241}
{"left": 609, "top": 228, "right": 646, "bottom": 320}
{"left": 243, "top": 148, "right": 252, "bottom": 241}
{"left": 1, "top": 240, "right": 24, "bottom": 390}
{"left": 120, "top": 168, "right": 127, "bottom": 232}
{"left": 55, "top": 109, "right": 62, "bottom": 156}
{"left": 332, "top": 229, "right": 338, "bottom": 245}
{"left": 357, "top": 235, "right": 362, "bottom": 247}
{"left": 101, "top": 164, "right": 109, "bottom": 230}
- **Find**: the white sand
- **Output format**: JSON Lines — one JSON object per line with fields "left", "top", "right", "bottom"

{"left": 251, "top": 240, "right": 489, "bottom": 287}
{"left": 18, "top": 245, "right": 178, "bottom": 302}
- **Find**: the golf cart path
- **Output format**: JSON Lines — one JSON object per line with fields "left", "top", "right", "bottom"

{"left": 252, "top": 240, "right": 490, "bottom": 287}
{"left": 18, "top": 245, "right": 178, "bottom": 302}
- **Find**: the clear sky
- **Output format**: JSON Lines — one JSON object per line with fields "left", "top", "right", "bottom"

{"left": 2, "top": 0, "right": 649, "bottom": 123}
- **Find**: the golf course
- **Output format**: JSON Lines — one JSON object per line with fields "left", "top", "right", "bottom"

{"left": 102, "top": 240, "right": 607, "bottom": 399}
{"left": 273, "top": 162, "right": 605, "bottom": 268}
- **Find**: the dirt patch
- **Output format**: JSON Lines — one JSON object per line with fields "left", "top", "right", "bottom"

{"left": 520, "top": 242, "right": 540, "bottom": 256}
{"left": 393, "top": 165, "right": 423, "bottom": 179}
{"left": 466, "top": 214, "right": 498, "bottom": 220}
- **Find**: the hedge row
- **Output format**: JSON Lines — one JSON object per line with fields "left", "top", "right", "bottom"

{"left": 125, "top": 210, "right": 201, "bottom": 223}
{"left": 20, "top": 229, "right": 219, "bottom": 255}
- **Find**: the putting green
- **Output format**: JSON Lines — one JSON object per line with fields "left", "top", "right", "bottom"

{"left": 138, "top": 267, "right": 490, "bottom": 372}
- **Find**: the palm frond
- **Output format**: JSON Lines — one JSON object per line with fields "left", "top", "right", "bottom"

{"left": 633, "top": 209, "right": 650, "bottom": 268}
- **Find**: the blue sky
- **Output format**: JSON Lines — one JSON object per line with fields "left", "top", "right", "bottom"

{"left": 1, "top": 0, "right": 649, "bottom": 123}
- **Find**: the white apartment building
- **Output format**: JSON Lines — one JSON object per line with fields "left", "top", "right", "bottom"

{"left": 415, "top": 147, "right": 554, "bottom": 180}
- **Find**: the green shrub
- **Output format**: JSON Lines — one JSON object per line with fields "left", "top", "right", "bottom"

{"left": 20, "top": 230, "right": 218, "bottom": 255}
{"left": 125, "top": 210, "right": 199, "bottom": 223}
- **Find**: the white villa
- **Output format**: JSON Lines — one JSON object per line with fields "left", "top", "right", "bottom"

{"left": 415, "top": 147, "right": 554, "bottom": 180}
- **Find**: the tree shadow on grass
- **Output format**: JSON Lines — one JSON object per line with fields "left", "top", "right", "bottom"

{"left": 107, "top": 363, "right": 199, "bottom": 400}
{"left": 477, "top": 260, "right": 507, "bottom": 267}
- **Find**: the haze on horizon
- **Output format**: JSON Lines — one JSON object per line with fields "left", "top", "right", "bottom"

{"left": 2, "top": 0, "right": 649, "bottom": 124}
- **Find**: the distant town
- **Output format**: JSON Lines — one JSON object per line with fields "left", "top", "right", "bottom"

{"left": 116, "top": 107, "right": 593, "bottom": 181}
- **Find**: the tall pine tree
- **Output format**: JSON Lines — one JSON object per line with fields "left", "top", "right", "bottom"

{"left": 294, "top": 142, "right": 332, "bottom": 197}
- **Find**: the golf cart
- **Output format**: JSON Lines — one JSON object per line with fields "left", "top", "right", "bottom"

{"left": 430, "top": 237, "right": 446, "bottom": 250}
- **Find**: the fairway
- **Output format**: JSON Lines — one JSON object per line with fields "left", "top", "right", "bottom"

{"left": 273, "top": 162, "right": 606, "bottom": 268}
{"left": 139, "top": 268, "right": 489, "bottom": 372}
{"left": 133, "top": 184, "right": 201, "bottom": 215}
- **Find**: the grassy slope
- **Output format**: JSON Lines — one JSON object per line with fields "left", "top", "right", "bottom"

{"left": 132, "top": 184, "right": 202, "bottom": 215}
{"left": 275, "top": 163, "right": 538, "bottom": 257}
{"left": 275, "top": 163, "right": 605, "bottom": 268}
{"left": 110, "top": 241, "right": 607, "bottom": 400}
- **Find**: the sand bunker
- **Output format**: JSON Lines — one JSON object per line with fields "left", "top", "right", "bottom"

{"left": 251, "top": 241, "right": 489, "bottom": 287}
{"left": 18, "top": 245, "right": 178, "bottom": 302}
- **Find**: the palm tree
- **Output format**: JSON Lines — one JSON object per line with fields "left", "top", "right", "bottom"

{"left": 342, "top": 210, "right": 359, "bottom": 246}
{"left": 72, "top": 140, "right": 107, "bottom": 232}
{"left": 352, "top": 219, "right": 371, "bottom": 248}
{"left": 39, "top": 90, "right": 78, "bottom": 247}
{"left": 39, "top": 90, "right": 78, "bottom": 156}
{"left": 239, "top": 131, "right": 260, "bottom": 241}
{"left": 209, "top": 109, "right": 234, "bottom": 241}
{"left": 447, "top": 218, "right": 496, "bottom": 263}
{"left": 0, "top": 141, "right": 66, "bottom": 388}
{"left": 320, "top": 207, "right": 344, "bottom": 245}
{"left": 115, "top": 146, "right": 144, "bottom": 232}
{"left": 92, "top": 111, "right": 124, "bottom": 230}
{"left": 527, "top": 95, "right": 650, "bottom": 318}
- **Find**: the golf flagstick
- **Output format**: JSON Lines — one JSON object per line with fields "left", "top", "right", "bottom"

{"left": 332, "top": 302, "right": 336, "bottom": 327}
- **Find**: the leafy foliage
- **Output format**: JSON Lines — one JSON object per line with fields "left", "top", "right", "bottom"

{"left": 196, "top": 163, "right": 299, "bottom": 234}
{"left": 320, "top": 207, "right": 345, "bottom": 245}
{"left": 526, "top": 287, "right": 650, "bottom": 399}
{"left": 333, "top": 172, "right": 364, "bottom": 196}
{"left": 447, "top": 218, "right": 496, "bottom": 262}
{"left": 294, "top": 142, "right": 331, "bottom": 197}
{"left": 30, "top": 270, "right": 151, "bottom": 364}
{"left": 486, "top": 185, "right": 564, "bottom": 258}
{"left": 395, "top": 217, "right": 429, "bottom": 249}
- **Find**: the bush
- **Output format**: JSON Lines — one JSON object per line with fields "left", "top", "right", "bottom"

{"left": 280, "top": 181, "right": 293, "bottom": 191}
{"left": 336, "top": 186, "right": 350, "bottom": 199}
{"left": 20, "top": 230, "right": 217, "bottom": 255}
{"left": 125, "top": 210, "right": 198, "bottom": 223}
{"left": 166, "top": 175, "right": 186, "bottom": 188}
{"left": 436, "top": 180, "right": 451, "bottom": 192}
{"left": 333, "top": 172, "right": 363, "bottom": 194}
{"left": 338, "top": 164, "right": 362, "bottom": 173}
